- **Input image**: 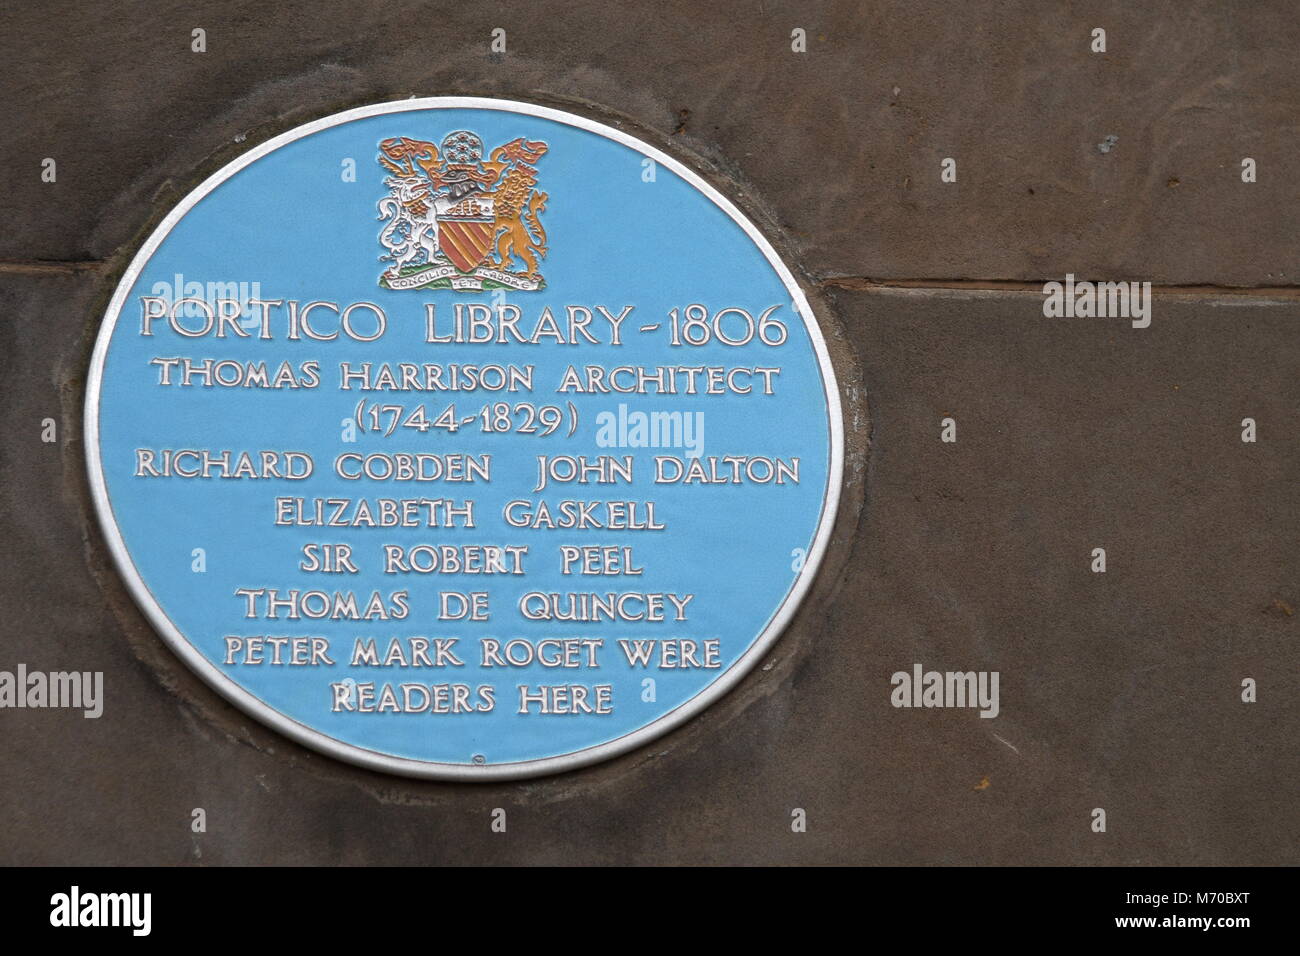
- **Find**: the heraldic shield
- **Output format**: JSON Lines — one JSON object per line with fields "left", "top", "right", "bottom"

{"left": 437, "top": 196, "right": 495, "bottom": 274}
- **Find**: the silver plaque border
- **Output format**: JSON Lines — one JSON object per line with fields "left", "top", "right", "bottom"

{"left": 85, "top": 97, "right": 845, "bottom": 781}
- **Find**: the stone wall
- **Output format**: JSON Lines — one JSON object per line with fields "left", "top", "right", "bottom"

{"left": 0, "top": 0, "right": 1294, "bottom": 864}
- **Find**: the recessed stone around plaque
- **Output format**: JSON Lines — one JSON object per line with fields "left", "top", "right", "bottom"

{"left": 85, "top": 97, "right": 843, "bottom": 780}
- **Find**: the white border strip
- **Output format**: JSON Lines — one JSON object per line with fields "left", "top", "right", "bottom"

{"left": 84, "top": 96, "right": 845, "bottom": 781}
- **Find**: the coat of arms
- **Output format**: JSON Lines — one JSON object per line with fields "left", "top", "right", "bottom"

{"left": 375, "top": 130, "right": 549, "bottom": 292}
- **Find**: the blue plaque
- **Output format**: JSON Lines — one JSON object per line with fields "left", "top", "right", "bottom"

{"left": 85, "top": 98, "right": 843, "bottom": 779}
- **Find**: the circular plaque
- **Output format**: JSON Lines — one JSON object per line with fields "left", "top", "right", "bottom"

{"left": 86, "top": 97, "right": 843, "bottom": 780}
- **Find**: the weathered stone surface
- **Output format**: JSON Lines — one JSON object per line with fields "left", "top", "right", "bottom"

{"left": 0, "top": 265, "right": 1293, "bottom": 863}
{"left": 3, "top": 1, "right": 1299, "bottom": 285}
{"left": 1, "top": 0, "right": 1295, "bottom": 865}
